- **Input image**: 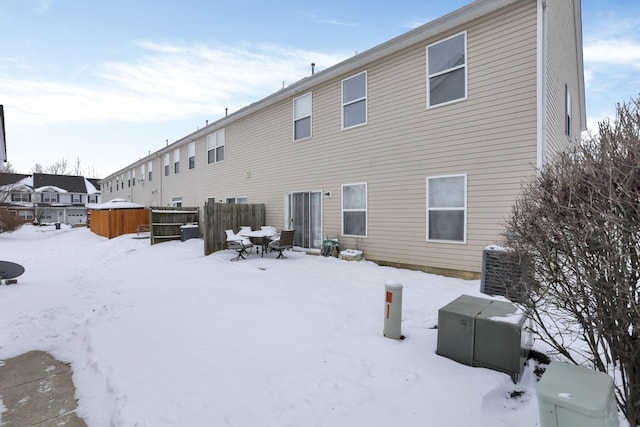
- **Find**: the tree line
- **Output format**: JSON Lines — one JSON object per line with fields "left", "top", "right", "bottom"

{"left": 0, "top": 157, "right": 97, "bottom": 178}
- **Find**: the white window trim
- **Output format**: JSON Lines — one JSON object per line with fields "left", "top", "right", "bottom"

{"left": 207, "top": 129, "right": 225, "bottom": 164}
{"left": 426, "top": 31, "right": 468, "bottom": 109}
{"left": 188, "top": 141, "right": 196, "bottom": 169}
{"left": 341, "top": 71, "right": 368, "bottom": 130}
{"left": 226, "top": 196, "right": 248, "bottom": 204}
{"left": 426, "top": 173, "right": 467, "bottom": 244}
{"left": 293, "top": 92, "right": 312, "bottom": 141}
{"left": 565, "top": 84, "right": 572, "bottom": 137}
{"left": 164, "top": 154, "right": 170, "bottom": 176}
{"left": 341, "top": 182, "right": 368, "bottom": 238}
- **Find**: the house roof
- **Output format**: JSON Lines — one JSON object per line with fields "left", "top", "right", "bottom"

{"left": 104, "top": 0, "right": 532, "bottom": 179}
{"left": 103, "top": 0, "right": 586, "bottom": 180}
{"left": 0, "top": 173, "right": 30, "bottom": 186}
{"left": 33, "top": 173, "right": 88, "bottom": 193}
{"left": 172, "top": 0, "right": 536, "bottom": 141}
{"left": 0, "top": 105, "right": 6, "bottom": 164}
{"left": 87, "top": 178, "right": 101, "bottom": 192}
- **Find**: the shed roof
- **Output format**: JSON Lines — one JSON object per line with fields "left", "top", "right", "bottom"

{"left": 92, "top": 198, "right": 145, "bottom": 210}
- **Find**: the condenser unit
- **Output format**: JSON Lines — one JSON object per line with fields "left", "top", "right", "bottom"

{"left": 480, "top": 246, "right": 530, "bottom": 302}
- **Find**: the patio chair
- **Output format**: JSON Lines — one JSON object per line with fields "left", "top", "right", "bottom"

{"left": 268, "top": 229, "right": 295, "bottom": 259}
{"left": 261, "top": 226, "right": 279, "bottom": 243}
{"left": 238, "top": 226, "right": 253, "bottom": 235}
{"left": 225, "top": 229, "right": 253, "bottom": 261}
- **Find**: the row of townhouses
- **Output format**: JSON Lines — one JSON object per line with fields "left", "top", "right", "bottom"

{"left": 0, "top": 173, "right": 101, "bottom": 225}
{"left": 101, "top": 0, "right": 586, "bottom": 278}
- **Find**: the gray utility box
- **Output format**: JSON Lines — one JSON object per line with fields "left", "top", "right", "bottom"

{"left": 436, "top": 294, "right": 532, "bottom": 382}
{"left": 537, "top": 362, "right": 619, "bottom": 427}
{"left": 180, "top": 224, "right": 200, "bottom": 241}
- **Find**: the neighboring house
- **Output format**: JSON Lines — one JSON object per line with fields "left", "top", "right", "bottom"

{"left": 0, "top": 173, "right": 102, "bottom": 225}
{"left": 101, "top": 0, "right": 585, "bottom": 278}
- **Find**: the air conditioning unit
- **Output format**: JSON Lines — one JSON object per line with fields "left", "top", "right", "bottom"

{"left": 480, "top": 246, "right": 530, "bottom": 302}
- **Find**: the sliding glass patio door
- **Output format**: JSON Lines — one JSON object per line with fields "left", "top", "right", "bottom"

{"left": 287, "top": 191, "right": 322, "bottom": 249}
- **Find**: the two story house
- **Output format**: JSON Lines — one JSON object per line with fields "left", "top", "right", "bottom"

{"left": 102, "top": 0, "right": 585, "bottom": 278}
{"left": 0, "top": 173, "right": 101, "bottom": 225}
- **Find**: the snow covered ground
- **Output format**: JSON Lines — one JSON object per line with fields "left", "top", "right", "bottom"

{"left": 0, "top": 224, "right": 546, "bottom": 426}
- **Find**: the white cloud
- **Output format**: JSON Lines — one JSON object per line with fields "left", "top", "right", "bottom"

{"left": 0, "top": 41, "right": 349, "bottom": 128}
{"left": 34, "top": 0, "right": 53, "bottom": 13}
{"left": 302, "top": 12, "right": 357, "bottom": 27}
{"left": 583, "top": 39, "right": 640, "bottom": 67}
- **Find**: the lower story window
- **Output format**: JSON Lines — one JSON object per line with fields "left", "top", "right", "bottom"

{"left": 226, "top": 196, "right": 247, "bottom": 204}
{"left": 342, "top": 183, "right": 367, "bottom": 237}
{"left": 19, "top": 211, "right": 34, "bottom": 220}
{"left": 427, "top": 174, "right": 467, "bottom": 243}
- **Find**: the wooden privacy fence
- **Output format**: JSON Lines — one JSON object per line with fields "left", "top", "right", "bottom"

{"left": 89, "top": 208, "right": 150, "bottom": 239}
{"left": 203, "top": 199, "right": 265, "bottom": 255}
{"left": 150, "top": 207, "right": 199, "bottom": 245}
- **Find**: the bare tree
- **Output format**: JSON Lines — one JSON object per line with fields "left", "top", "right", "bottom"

{"left": 32, "top": 163, "right": 44, "bottom": 173}
{"left": 0, "top": 162, "right": 16, "bottom": 173}
{"left": 45, "top": 158, "right": 68, "bottom": 175}
{"left": 503, "top": 97, "right": 640, "bottom": 425}
{"left": 72, "top": 156, "right": 82, "bottom": 176}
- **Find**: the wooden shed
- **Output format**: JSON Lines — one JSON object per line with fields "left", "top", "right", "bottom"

{"left": 89, "top": 198, "right": 149, "bottom": 239}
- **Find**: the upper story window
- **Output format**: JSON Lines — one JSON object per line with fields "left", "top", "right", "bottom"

{"left": 164, "top": 154, "right": 170, "bottom": 176}
{"left": 148, "top": 161, "right": 153, "bottom": 181}
{"left": 11, "top": 193, "right": 31, "bottom": 202}
{"left": 127, "top": 170, "right": 132, "bottom": 187}
{"left": 426, "top": 174, "right": 467, "bottom": 243}
{"left": 72, "top": 194, "right": 83, "bottom": 203}
{"left": 132, "top": 169, "right": 136, "bottom": 186}
{"left": 342, "top": 71, "right": 367, "bottom": 129}
{"left": 173, "top": 148, "right": 180, "bottom": 174}
{"left": 565, "top": 84, "right": 572, "bottom": 137}
{"left": 140, "top": 164, "right": 146, "bottom": 182}
{"left": 188, "top": 142, "right": 195, "bottom": 169}
{"left": 41, "top": 192, "right": 59, "bottom": 203}
{"left": 294, "top": 93, "right": 312, "bottom": 141}
{"left": 208, "top": 129, "right": 225, "bottom": 164}
{"left": 427, "top": 32, "right": 467, "bottom": 107}
{"left": 342, "top": 182, "right": 367, "bottom": 237}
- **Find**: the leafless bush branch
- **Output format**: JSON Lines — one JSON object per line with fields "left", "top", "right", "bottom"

{"left": 503, "top": 97, "right": 640, "bottom": 425}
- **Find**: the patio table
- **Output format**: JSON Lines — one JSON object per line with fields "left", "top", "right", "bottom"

{"left": 240, "top": 229, "right": 276, "bottom": 257}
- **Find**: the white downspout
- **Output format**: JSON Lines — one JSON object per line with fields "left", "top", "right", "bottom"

{"left": 536, "top": 0, "right": 547, "bottom": 170}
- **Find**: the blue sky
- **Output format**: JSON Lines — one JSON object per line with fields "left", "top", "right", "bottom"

{"left": 1, "top": 0, "right": 639, "bottom": 178}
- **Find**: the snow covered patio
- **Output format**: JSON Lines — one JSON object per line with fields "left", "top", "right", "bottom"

{"left": 0, "top": 225, "right": 543, "bottom": 426}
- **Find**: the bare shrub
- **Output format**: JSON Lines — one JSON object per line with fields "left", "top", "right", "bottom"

{"left": 503, "top": 98, "right": 640, "bottom": 425}
{"left": 0, "top": 209, "right": 23, "bottom": 233}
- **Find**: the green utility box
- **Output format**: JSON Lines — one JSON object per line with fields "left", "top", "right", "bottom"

{"left": 537, "top": 362, "right": 619, "bottom": 427}
{"left": 436, "top": 295, "right": 532, "bottom": 382}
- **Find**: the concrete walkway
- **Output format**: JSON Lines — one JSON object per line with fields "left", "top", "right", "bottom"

{"left": 0, "top": 351, "right": 87, "bottom": 426}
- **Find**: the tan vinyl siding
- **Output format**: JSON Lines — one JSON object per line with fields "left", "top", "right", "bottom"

{"left": 101, "top": 0, "right": 571, "bottom": 277}
{"left": 544, "top": 0, "right": 584, "bottom": 159}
